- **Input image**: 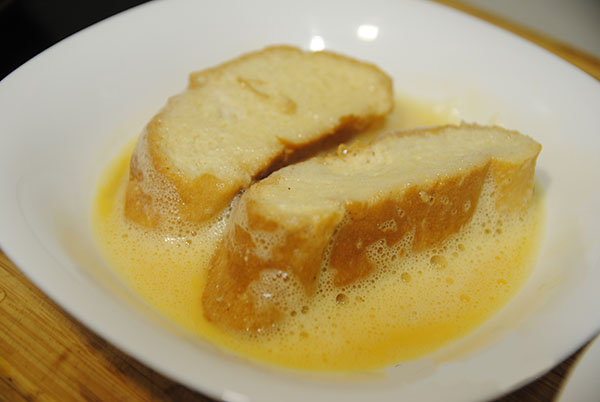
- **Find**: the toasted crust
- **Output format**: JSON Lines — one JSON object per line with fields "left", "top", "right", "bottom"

{"left": 125, "top": 45, "right": 393, "bottom": 227}
{"left": 201, "top": 124, "right": 542, "bottom": 333}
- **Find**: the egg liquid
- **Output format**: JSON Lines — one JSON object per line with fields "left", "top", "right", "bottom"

{"left": 92, "top": 97, "right": 543, "bottom": 371}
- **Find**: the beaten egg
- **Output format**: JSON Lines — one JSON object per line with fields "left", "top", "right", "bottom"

{"left": 92, "top": 96, "right": 543, "bottom": 371}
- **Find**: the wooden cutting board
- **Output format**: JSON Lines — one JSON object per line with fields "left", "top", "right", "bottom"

{"left": 1, "top": 1, "right": 599, "bottom": 401}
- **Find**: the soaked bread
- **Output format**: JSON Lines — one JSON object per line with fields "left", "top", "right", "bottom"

{"left": 124, "top": 45, "right": 393, "bottom": 227}
{"left": 202, "top": 123, "right": 542, "bottom": 333}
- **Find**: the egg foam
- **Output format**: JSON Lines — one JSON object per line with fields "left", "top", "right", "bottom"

{"left": 92, "top": 96, "right": 544, "bottom": 372}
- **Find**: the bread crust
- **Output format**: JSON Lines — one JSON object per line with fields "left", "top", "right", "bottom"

{"left": 124, "top": 46, "right": 393, "bottom": 228}
{"left": 202, "top": 199, "right": 342, "bottom": 332}
{"left": 201, "top": 124, "right": 541, "bottom": 333}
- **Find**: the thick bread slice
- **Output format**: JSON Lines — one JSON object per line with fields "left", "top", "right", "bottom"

{"left": 125, "top": 46, "right": 393, "bottom": 227}
{"left": 202, "top": 124, "right": 542, "bottom": 333}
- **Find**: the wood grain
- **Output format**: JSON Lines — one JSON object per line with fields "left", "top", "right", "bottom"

{"left": 0, "top": 251, "right": 211, "bottom": 402}
{"left": 2, "top": 1, "right": 599, "bottom": 401}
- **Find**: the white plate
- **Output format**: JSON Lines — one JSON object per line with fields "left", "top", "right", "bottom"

{"left": 1, "top": 0, "right": 599, "bottom": 401}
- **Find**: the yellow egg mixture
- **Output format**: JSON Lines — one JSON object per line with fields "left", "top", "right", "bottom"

{"left": 92, "top": 97, "right": 543, "bottom": 371}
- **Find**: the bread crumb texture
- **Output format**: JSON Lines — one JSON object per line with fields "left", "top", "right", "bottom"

{"left": 125, "top": 46, "right": 393, "bottom": 227}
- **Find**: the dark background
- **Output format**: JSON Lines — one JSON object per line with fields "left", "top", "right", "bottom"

{"left": 0, "top": 0, "right": 153, "bottom": 80}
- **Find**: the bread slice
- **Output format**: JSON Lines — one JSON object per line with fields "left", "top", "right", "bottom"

{"left": 124, "top": 46, "right": 393, "bottom": 227}
{"left": 202, "top": 124, "right": 542, "bottom": 333}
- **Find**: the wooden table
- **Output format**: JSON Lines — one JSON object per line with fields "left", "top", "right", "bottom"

{"left": 2, "top": 1, "right": 599, "bottom": 401}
